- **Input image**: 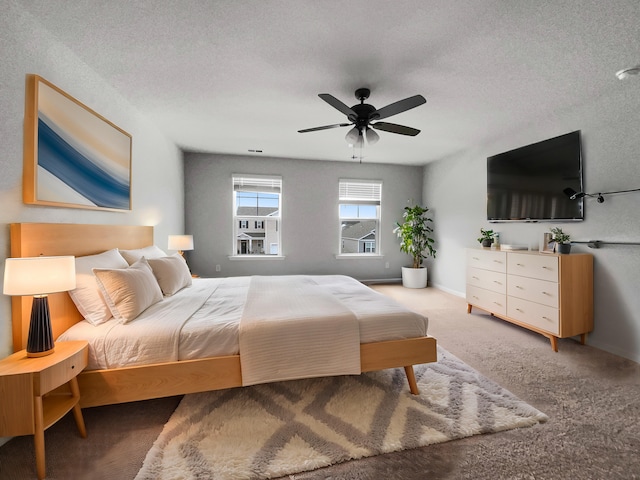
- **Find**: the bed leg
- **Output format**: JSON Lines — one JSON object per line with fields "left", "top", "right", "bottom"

{"left": 404, "top": 365, "right": 419, "bottom": 395}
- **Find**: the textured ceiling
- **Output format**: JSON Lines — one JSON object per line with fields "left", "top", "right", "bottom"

{"left": 19, "top": 0, "right": 640, "bottom": 165}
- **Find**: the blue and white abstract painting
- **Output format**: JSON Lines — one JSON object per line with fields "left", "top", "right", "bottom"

{"left": 34, "top": 80, "right": 131, "bottom": 210}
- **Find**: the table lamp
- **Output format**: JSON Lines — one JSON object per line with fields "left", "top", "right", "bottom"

{"left": 168, "top": 235, "right": 194, "bottom": 256}
{"left": 3, "top": 256, "right": 76, "bottom": 357}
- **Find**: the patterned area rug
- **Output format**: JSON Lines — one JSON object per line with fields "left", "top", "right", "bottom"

{"left": 135, "top": 347, "right": 547, "bottom": 480}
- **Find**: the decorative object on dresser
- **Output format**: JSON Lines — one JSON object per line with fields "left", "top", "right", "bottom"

{"left": 477, "top": 228, "right": 495, "bottom": 247}
{"left": 549, "top": 226, "right": 571, "bottom": 254}
{"left": 0, "top": 341, "right": 89, "bottom": 480}
{"left": 3, "top": 256, "right": 76, "bottom": 357}
{"left": 466, "top": 248, "right": 593, "bottom": 351}
{"left": 135, "top": 347, "right": 547, "bottom": 480}
{"left": 394, "top": 203, "right": 436, "bottom": 288}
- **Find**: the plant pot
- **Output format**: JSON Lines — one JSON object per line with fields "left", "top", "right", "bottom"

{"left": 557, "top": 243, "right": 572, "bottom": 254}
{"left": 481, "top": 239, "right": 493, "bottom": 248}
{"left": 401, "top": 266, "right": 428, "bottom": 288}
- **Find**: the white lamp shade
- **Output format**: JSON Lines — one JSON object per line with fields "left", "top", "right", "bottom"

{"left": 345, "top": 127, "right": 360, "bottom": 145}
{"left": 3, "top": 256, "right": 76, "bottom": 296}
{"left": 168, "top": 235, "right": 194, "bottom": 251}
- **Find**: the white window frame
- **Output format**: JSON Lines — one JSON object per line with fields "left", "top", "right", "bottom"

{"left": 338, "top": 179, "right": 382, "bottom": 257}
{"left": 231, "top": 174, "right": 283, "bottom": 259}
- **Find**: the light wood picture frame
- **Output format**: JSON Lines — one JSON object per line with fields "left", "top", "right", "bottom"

{"left": 540, "top": 232, "right": 556, "bottom": 254}
{"left": 23, "top": 74, "right": 132, "bottom": 211}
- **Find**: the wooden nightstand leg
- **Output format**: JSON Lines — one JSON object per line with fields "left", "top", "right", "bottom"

{"left": 33, "top": 395, "right": 46, "bottom": 480}
{"left": 69, "top": 377, "right": 87, "bottom": 438}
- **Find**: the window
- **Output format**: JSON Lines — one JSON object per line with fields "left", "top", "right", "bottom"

{"left": 233, "top": 174, "right": 282, "bottom": 256}
{"left": 339, "top": 179, "right": 382, "bottom": 255}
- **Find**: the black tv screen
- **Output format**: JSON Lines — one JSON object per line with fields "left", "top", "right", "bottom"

{"left": 487, "top": 131, "right": 583, "bottom": 222}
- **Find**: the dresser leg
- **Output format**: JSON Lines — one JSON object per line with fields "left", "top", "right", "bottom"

{"left": 33, "top": 396, "right": 46, "bottom": 480}
{"left": 467, "top": 304, "right": 472, "bottom": 314}
{"left": 69, "top": 377, "right": 87, "bottom": 438}
{"left": 549, "top": 336, "right": 558, "bottom": 352}
{"left": 580, "top": 333, "right": 587, "bottom": 345}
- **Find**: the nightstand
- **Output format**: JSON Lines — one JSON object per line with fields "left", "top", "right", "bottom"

{"left": 0, "top": 340, "right": 89, "bottom": 480}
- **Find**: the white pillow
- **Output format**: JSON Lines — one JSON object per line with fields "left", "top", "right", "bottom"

{"left": 119, "top": 245, "right": 167, "bottom": 265}
{"left": 147, "top": 254, "right": 193, "bottom": 296}
{"left": 93, "top": 257, "right": 163, "bottom": 324}
{"left": 68, "top": 249, "right": 129, "bottom": 326}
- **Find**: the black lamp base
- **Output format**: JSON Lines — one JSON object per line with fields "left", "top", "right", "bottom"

{"left": 26, "top": 296, "right": 55, "bottom": 358}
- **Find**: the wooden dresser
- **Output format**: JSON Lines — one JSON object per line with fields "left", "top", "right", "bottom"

{"left": 466, "top": 248, "right": 593, "bottom": 351}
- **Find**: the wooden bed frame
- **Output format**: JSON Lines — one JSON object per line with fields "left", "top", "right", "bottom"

{"left": 10, "top": 223, "right": 437, "bottom": 408}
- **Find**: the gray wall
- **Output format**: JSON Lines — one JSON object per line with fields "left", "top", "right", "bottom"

{"left": 423, "top": 80, "right": 640, "bottom": 363}
{"left": 0, "top": 2, "right": 185, "bottom": 359}
{"left": 184, "top": 153, "right": 425, "bottom": 280}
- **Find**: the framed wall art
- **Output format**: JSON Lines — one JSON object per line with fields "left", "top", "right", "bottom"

{"left": 23, "top": 74, "right": 132, "bottom": 211}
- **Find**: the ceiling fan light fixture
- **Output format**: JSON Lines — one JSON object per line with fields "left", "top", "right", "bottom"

{"left": 345, "top": 126, "right": 360, "bottom": 145}
{"left": 365, "top": 127, "right": 379, "bottom": 145}
{"left": 615, "top": 65, "right": 640, "bottom": 80}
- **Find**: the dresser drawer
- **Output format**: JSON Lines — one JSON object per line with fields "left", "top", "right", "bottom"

{"left": 507, "top": 253, "right": 558, "bottom": 282}
{"left": 466, "top": 285, "right": 507, "bottom": 316}
{"left": 467, "top": 249, "right": 506, "bottom": 273}
{"left": 507, "top": 275, "right": 559, "bottom": 308}
{"left": 507, "top": 296, "right": 559, "bottom": 335}
{"left": 467, "top": 267, "right": 506, "bottom": 294}
{"left": 36, "top": 347, "right": 88, "bottom": 395}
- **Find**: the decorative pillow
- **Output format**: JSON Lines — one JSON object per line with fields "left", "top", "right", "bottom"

{"left": 119, "top": 245, "right": 167, "bottom": 265}
{"left": 68, "top": 249, "right": 129, "bottom": 326}
{"left": 147, "top": 254, "right": 193, "bottom": 296}
{"left": 93, "top": 257, "right": 163, "bottom": 324}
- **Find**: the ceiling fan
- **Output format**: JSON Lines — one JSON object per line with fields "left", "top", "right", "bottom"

{"left": 298, "top": 88, "right": 426, "bottom": 147}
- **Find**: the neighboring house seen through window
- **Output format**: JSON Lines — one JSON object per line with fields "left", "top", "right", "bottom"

{"left": 339, "top": 179, "right": 382, "bottom": 255}
{"left": 233, "top": 174, "right": 282, "bottom": 256}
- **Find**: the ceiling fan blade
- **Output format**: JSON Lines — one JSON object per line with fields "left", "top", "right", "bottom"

{"left": 370, "top": 95, "right": 426, "bottom": 121}
{"left": 298, "top": 123, "right": 351, "bottom": 133}
{"left": 318, "top": 93, "right": 357, "bottom": 119}
{"left": 371, "top": 122, "right": 421, "bottom": 136}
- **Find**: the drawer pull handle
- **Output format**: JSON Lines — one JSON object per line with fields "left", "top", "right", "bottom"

{"left": 473, "top": 295, "right": 479, "bottom": 299}
{"left": 493, "top": 281, "right": 502, "bottom": 285}
{"left": 516, "top": 285, "right": 523, "bottom": 289}
{"left": 493, "top": 260, "right": 502, "bottom": 263}
{"left": 542, "top": 316, "right": 552, "bottom": 321}
{"left": 472, "top": 276, "right": 479, "bottom": 280}
{"left": 516, "top": 308, "right": 524, "bottom": 312}
{"left": 542, "top": 291, "right": 551, "bottom": 296}
{"left": 517, "top": 263, "right": 524, "bottom": 267}
{"left": 542, "top": 266, "right": 551, "bottom": 270}
{"left": 493, "top": 302, "right": 503, "bottom": 306}
{"left": 472, "top": 257, "right": 479, "bottom": 260}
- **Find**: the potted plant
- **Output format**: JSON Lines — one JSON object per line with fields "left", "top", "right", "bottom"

{"left": 394, "top": 204, "right": 436, "bottom": 288}
{"left": 477, "top": 228, "right": 495, "bottom": 248}
{"left": 550, "top": 227, "right": 571, "bottom": 254}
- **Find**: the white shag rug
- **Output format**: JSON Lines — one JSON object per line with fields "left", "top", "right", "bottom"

{"left": 136, "top": 347, "right": 547, "bottom": 480}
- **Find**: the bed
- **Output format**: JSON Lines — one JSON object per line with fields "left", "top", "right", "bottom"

{"left": 10, "top": 223, "right": 437, "bottom": 408}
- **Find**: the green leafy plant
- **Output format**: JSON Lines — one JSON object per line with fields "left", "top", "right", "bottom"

{"left": 550, "top": 227, "right": 570, "bottom": 244}
{"left": 394, "top": 204, "right": 436, "bottom": 268}
{"left": 477, "top": 228, "right": 495, "bottom": 244}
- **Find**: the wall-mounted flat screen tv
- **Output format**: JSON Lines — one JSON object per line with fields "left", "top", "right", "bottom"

{"left": 487, "top": 130, "right": 583, "bottom": 222}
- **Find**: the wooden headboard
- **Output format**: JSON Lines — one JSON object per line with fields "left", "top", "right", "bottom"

{"left": 10, "top": 223, "right": 154, "bottom": 352}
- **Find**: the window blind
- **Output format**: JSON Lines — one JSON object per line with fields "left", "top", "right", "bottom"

{"left": 233, "top": 175, "right": 282, "bottom": 193}
{"left": 339, "top": 179, "right": 382, "bottom": 205}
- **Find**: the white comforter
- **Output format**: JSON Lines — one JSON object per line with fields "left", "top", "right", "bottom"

{"left": 59, "top": 275, "right": 429, "bottom": 376}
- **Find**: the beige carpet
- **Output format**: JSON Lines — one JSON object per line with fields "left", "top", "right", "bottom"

{"left": 135, "top": 347, "right": 546, "bottom": 480}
